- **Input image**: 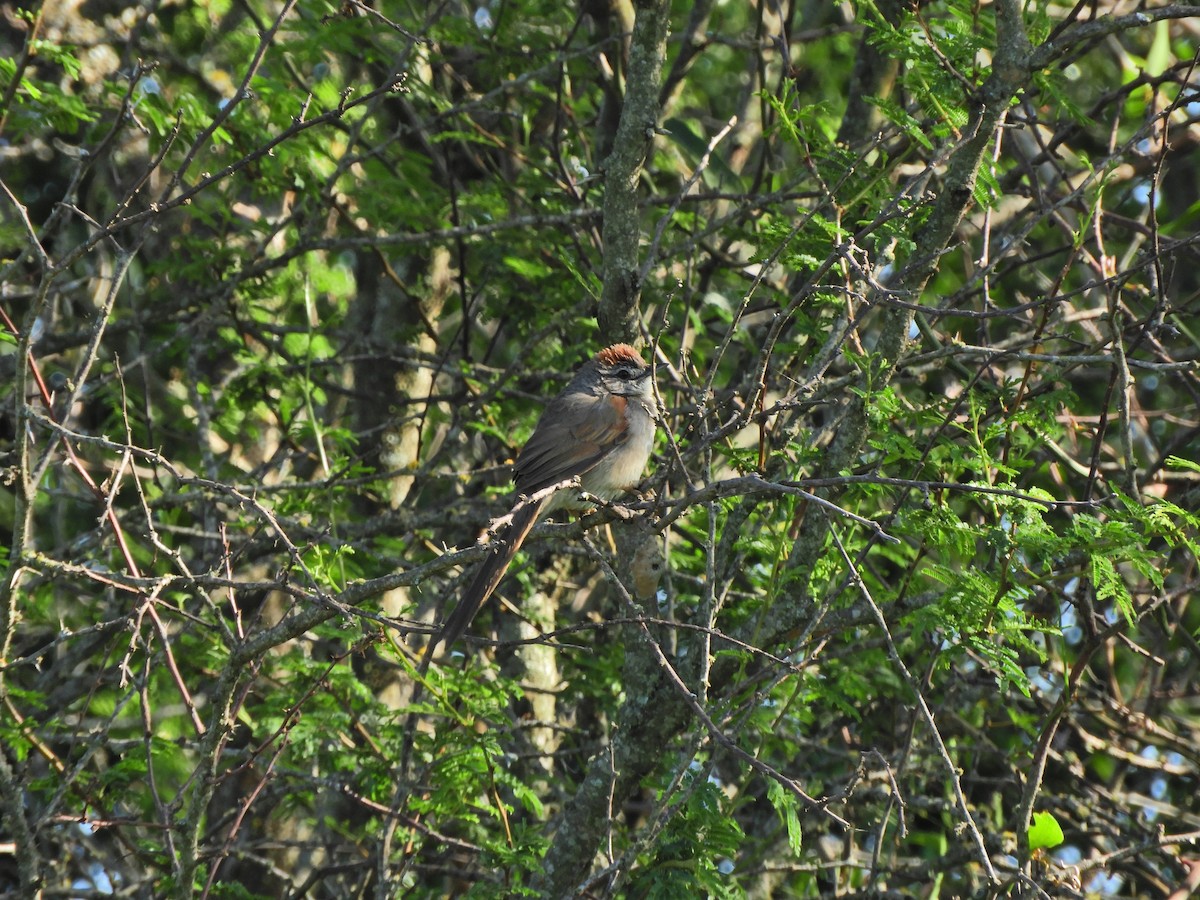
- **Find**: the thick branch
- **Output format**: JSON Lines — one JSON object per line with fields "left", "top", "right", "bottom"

{"left": 597, "top": 0, "right": 671, "bottom": 343}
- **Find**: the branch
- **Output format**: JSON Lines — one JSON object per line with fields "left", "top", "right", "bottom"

{"left": 0, "top": 750, "right": 40, "bottom": 892}
{"left": 597, "top": 0, "right": 672, "bottom": 342}
{"left": 1030, "top": 6, "right": 1200, "bottom": 71}
{"left": 828, "top": 524, "right": 997, "bottom": 882}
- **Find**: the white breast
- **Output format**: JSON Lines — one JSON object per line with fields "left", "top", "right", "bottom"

{"left": 580, "top": 398, "right": 655, "bottom": 499}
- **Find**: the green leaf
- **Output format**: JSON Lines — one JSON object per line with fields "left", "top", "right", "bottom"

{"left": 1146, "top": 21, "right": 1172, "bottom": 77}
{"left": 766, "top": 780, "right": 803, "bottom": 856}
{"left": 1091, "top": 553, "right": 1134, "bottom": 625}
{"left": 1166, "top": 455, "right": 1200, "bottom": 475}
{"left": 503, "top": 254, "right": 553, "bottom": 280}
{"left": 1028, "top": 811, "right": 1064, "bottom": 850}
{"left": 866, "top": 94, "right": 933, "bottom": 150}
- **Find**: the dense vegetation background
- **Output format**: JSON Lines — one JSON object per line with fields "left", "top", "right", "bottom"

{"left": 3, "top": 0, "right": 1200, "bottom": 897}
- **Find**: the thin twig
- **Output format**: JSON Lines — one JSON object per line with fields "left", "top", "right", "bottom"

{"left": 828, "top": 523, "right": 998, "bottom": 883}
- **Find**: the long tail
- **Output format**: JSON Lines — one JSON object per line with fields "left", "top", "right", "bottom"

{"left": 435, "top": 496, "right": 547, "bottom": 652}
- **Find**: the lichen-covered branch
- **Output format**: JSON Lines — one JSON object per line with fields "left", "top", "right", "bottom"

{"left": 597, "top": 0, "right": 672, "bottom": 343}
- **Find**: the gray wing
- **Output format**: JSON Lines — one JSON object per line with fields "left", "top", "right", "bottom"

{"left": 514, "top": 391, "right": 628, "bottom": 495}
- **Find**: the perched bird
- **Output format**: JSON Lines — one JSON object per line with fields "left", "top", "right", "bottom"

{"left": 438, "top": 343, "right": 656, "bottom": 650}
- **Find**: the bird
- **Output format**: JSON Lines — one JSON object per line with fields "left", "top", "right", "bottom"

{"left": 436, "top": 343, "right": 656, "bottom": 651}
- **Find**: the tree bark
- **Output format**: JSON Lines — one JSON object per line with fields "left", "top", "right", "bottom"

{"left": 596, "top": 0, "right": 671, "bottom": 344}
